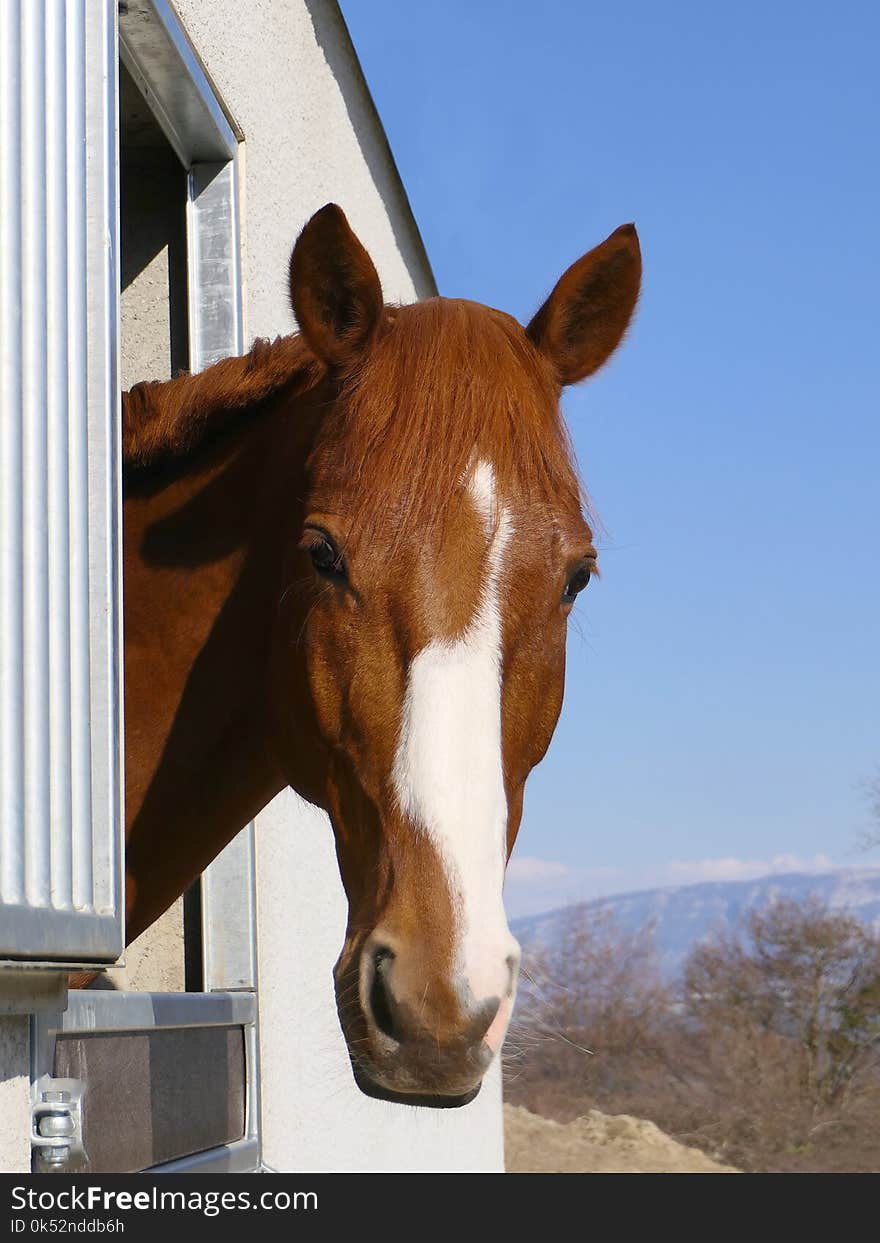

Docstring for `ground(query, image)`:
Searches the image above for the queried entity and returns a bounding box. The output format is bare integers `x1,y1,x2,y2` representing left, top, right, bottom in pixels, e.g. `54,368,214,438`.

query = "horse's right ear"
289,204,385,368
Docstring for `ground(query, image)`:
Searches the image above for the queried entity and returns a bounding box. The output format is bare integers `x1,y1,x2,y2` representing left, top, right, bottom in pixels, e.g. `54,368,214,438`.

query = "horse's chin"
351,1063,482,1109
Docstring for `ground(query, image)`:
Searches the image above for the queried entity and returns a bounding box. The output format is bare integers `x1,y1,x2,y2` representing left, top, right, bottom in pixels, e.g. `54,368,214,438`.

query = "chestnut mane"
121,297,583,536
121,332,321,470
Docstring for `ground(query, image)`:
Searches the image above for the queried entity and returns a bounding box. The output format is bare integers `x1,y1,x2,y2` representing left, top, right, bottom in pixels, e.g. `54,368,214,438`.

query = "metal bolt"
38,1113,75,1139
39,1146,71,1170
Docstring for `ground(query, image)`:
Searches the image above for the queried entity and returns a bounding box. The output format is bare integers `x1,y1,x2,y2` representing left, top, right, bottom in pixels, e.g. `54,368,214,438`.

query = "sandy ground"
504,1104,738,1173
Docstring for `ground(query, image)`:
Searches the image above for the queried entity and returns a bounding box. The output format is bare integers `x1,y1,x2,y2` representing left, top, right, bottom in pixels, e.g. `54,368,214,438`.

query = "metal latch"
31,1076,87,1173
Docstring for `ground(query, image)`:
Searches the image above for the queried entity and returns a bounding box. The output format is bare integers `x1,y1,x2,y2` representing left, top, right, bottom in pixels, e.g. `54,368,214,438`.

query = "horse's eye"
562,560,592,605
302,531,346,581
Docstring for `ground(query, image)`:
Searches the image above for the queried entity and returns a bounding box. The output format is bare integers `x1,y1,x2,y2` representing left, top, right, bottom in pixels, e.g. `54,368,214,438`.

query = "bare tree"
508,906,670,1113
681,898,880,1160
857,766,880,850
506,895,880,1170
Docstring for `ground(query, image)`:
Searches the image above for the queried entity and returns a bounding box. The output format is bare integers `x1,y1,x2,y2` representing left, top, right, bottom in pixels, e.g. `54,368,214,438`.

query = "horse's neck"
121,399,309,942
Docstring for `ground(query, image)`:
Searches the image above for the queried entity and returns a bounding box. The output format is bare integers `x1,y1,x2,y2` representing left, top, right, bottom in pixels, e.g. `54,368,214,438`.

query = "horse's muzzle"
351,1065,483,1110
334,936,512,1106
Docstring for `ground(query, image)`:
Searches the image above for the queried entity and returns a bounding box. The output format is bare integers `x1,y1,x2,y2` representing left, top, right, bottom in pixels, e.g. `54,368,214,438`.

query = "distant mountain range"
512,867,880,979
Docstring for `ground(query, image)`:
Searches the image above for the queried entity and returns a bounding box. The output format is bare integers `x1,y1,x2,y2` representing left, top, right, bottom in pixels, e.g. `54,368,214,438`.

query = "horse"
111,204,641,1107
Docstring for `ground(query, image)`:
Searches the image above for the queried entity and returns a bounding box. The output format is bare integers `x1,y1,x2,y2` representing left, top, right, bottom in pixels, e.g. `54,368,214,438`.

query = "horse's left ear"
527,224,641,386
289,203,385,368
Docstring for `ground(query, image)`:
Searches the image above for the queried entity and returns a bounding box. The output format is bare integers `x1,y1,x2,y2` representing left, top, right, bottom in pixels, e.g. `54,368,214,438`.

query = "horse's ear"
526,224,641,386
289,204,385,368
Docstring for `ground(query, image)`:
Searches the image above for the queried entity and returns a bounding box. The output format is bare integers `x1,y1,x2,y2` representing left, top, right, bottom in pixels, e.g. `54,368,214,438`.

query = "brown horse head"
265,206,641,1105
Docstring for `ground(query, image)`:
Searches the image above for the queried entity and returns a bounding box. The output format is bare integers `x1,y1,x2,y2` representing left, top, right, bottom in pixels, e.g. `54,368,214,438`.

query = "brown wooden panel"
54,1025,245,1172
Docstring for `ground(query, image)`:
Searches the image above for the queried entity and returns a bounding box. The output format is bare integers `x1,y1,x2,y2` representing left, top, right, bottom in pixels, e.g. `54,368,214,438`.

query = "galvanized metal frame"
118,0,244,370
32,990,260,1174
0,0,125,972
201,825,258,993
90,0,258,1174
118,4,255,995
185,160,244,372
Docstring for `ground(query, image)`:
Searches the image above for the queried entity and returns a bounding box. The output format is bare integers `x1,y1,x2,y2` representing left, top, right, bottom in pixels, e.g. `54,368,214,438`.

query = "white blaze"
392,460,520,1009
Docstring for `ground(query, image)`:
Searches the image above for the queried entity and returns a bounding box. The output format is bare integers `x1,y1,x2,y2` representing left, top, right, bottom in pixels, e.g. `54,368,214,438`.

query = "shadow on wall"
304,0,437,300
119,59,189,385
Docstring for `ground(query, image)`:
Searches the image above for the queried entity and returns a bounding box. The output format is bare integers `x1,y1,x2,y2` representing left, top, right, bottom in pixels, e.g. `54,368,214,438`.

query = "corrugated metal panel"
0,0,123,962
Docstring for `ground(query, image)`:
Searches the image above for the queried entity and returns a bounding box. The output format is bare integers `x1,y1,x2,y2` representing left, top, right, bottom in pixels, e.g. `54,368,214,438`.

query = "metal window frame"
120,2,254,989
201,825,258,993
118,0,256,995
117,0,254,994
118,0,244,370
121,0,259,1169
31,990,260,1174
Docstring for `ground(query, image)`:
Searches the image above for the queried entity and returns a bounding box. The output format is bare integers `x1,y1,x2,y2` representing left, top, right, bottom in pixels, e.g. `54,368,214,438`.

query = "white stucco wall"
0,1018,30,1173
175,0,436,339
170,0,503,1173
256,793,504,1173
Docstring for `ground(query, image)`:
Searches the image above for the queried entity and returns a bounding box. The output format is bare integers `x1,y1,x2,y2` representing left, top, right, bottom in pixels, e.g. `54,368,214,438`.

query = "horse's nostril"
367,946,398,1042
505,952,519,995
470,996,503,1044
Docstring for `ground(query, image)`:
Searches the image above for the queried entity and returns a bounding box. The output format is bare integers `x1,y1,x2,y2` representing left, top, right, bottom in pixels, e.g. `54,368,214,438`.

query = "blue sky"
340,1,880,915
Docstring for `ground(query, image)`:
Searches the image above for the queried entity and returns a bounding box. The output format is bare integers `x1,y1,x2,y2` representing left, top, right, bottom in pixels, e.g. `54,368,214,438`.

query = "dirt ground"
504,1104,738,1173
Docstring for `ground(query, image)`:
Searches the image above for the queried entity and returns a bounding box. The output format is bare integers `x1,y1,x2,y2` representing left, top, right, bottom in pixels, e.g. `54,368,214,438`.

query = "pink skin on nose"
484,995,514,1056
